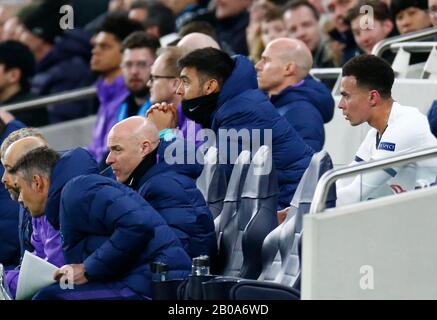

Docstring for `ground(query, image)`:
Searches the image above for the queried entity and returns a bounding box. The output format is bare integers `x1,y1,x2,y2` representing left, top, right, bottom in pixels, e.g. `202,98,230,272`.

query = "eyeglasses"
149,74,177,83
121,61,152,70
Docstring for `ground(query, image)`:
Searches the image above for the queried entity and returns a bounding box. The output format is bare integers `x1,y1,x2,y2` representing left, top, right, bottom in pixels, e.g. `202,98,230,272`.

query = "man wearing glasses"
147,46,201,143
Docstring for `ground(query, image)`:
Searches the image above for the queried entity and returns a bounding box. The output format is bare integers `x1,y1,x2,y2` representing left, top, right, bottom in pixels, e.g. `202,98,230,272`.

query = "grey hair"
10,146,59,184
0,127,46,160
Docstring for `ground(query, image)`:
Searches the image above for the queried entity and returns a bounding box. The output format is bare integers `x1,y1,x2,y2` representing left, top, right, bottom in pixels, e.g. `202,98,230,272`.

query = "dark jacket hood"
218,55,258,108
271,75,335,123
45,148,99,229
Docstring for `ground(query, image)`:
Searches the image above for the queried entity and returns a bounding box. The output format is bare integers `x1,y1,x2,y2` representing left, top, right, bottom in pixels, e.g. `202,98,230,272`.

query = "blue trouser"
32,282,150,300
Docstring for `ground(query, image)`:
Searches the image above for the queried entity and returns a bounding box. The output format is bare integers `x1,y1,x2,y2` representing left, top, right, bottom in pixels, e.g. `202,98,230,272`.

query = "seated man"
1,136,100,298
255,38,334,152
390,0,432,35
336,55,437,205
106,117,216,259
176,48,314,209
0,111,25,269
9,146,191,300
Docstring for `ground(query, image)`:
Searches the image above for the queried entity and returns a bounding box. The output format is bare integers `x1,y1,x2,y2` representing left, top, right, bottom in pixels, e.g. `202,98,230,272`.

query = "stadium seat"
196,146,228,218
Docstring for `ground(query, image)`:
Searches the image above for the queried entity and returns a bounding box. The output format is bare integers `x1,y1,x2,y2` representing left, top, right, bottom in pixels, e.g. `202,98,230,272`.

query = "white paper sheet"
16,251,59,300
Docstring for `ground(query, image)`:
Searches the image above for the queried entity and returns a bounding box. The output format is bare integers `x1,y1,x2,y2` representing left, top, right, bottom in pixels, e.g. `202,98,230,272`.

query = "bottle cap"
192,255,209,267
151,261,169,273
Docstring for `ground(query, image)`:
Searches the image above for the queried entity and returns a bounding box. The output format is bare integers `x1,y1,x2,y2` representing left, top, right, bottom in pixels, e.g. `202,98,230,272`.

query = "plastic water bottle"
151,262,169,282
192,255,210,276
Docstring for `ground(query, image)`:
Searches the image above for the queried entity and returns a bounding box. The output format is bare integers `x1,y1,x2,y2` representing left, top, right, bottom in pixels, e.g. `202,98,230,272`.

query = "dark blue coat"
135,139,217,259
0,120,25,267
271,75,335,152
60,174,192,297
211,55,314,209
428,100,437,138
45,148,100,230
32,30,95,123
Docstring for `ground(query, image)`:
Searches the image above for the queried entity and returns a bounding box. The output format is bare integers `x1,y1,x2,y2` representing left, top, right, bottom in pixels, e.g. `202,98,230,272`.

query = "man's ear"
203,79,219,95
368,90,380,106
382,19,394,36
32,174,46,193
140,140,152,156
284,61,296,77
7,68,21,85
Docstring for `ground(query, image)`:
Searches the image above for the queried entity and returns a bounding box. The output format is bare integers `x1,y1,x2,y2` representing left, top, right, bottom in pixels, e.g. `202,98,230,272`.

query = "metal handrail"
372,27,437,58
2,86,97,113
309,146,437,214
389,42,437,53
310,68,342,79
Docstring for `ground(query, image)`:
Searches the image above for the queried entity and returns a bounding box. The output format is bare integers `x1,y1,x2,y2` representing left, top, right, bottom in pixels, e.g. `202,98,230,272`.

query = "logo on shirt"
378,142,396,152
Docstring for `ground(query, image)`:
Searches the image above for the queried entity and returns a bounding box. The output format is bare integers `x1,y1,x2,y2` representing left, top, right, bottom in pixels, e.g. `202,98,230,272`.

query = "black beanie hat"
390,0,428,18
0,40,36,89
17,2,66,43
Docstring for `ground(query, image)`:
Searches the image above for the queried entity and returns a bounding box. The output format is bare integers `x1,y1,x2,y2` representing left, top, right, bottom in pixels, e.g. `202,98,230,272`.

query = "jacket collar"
125,146,159,190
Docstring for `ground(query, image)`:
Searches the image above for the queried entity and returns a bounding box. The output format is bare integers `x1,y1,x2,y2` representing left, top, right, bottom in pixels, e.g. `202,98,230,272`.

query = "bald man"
106,117,217,259
177,32,220,52
255,38,334,151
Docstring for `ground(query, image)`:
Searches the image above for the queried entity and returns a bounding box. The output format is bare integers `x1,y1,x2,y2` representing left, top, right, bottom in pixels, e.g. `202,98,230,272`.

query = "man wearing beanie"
0,40,49,127
17,1,95,124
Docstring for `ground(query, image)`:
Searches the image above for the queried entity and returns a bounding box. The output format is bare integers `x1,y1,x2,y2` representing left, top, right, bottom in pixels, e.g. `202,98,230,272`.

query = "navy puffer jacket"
271,75,335,152
60,174,191,297
137,139,217,259
211,55,314,209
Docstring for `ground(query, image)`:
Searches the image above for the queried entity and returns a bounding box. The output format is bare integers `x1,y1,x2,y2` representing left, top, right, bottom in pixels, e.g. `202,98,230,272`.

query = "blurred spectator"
179,20,217,39
71,0,111,28
88,13,143,164
283,0,336,68
260,7,287,48
17,2,95,124
325,0,359,65
0,5,13,42
430,0,437,26
0,40,49,127
255,38,334,151
246,0,275,62
215,0,251,55
128,1,176,39
390,0,432,35
345,0,395,61
2,17,25,42
118,31,159,121
160,0,207,30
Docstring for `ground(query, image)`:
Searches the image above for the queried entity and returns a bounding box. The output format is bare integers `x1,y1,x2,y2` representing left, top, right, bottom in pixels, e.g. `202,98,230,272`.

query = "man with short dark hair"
118,31,160,122
88,13,143,164
9,145,191,300
337,55,437,205
176,48,314,209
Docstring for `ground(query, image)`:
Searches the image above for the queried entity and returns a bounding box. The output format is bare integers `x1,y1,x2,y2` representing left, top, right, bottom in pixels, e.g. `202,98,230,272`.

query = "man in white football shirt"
336,54,437,206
